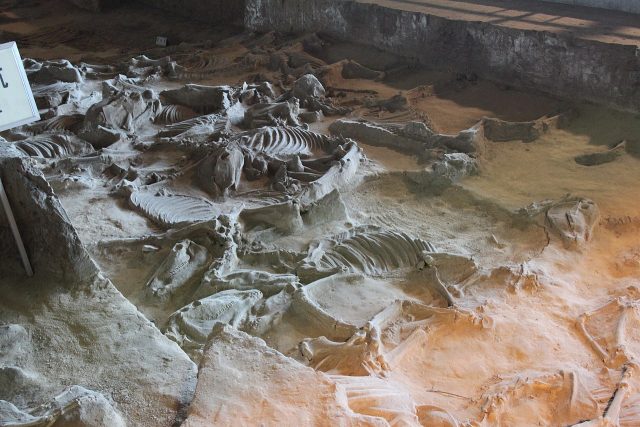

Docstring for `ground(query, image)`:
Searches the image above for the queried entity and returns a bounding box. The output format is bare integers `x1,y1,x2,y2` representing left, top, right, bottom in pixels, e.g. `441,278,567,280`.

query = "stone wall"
245,0,640,113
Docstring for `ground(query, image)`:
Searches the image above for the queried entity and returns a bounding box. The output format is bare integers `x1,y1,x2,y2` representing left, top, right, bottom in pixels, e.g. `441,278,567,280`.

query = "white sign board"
0,42,39,132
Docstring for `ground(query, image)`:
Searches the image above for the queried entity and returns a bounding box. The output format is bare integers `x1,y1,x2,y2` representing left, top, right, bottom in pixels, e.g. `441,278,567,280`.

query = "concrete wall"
245,0,640,113
541,0,640,14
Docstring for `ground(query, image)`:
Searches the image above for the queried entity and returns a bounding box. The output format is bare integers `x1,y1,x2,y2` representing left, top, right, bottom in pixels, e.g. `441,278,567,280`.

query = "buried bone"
299,324,390,377
145,239,209,301
160,84,231,113
545,198,599,248
79,85,161,147
165,289,264,359
576,290,640,368
0,386,126,427
243,99,302,128
196,144,245,197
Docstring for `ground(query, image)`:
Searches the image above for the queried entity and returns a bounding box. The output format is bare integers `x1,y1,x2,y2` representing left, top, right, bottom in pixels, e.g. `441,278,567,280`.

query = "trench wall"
541,0,640,14
245,0,640,112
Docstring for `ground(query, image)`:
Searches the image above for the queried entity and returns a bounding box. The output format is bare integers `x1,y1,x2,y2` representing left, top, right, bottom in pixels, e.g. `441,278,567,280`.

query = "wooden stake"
0,176,33,276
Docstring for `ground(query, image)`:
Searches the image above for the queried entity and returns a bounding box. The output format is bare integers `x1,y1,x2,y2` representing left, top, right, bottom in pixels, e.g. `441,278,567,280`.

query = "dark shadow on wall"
0,0,243,63
137,0,245,25
67,0,128,12
558,105,640,156
60,0,245,24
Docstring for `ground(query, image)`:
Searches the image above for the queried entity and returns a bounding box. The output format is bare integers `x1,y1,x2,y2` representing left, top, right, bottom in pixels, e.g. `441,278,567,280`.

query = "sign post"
0,41,37,276
0,41,39,131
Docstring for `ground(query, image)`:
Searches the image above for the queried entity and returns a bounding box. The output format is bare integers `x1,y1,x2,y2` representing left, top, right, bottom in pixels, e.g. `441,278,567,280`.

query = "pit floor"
2,1,640,426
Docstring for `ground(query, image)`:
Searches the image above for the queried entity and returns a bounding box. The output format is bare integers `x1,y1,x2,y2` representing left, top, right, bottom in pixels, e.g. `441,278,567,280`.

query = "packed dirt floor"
1,1,640,426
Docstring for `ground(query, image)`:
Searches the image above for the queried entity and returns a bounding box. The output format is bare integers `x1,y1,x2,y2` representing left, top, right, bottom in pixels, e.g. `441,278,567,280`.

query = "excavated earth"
1,2,640,426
